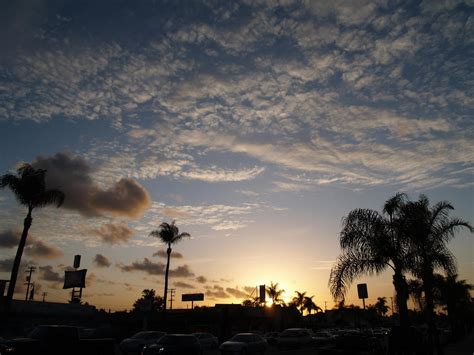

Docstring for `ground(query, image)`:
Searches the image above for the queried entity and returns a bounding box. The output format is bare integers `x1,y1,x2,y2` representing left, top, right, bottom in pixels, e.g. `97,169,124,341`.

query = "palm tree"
0,164,64,308
329,193,411,328
266,281,285,306
401,195,472,354
407,278,424,311
242,296,260,307
150,221,190,313
374,296,389,316
292,291,306,314
303,295,321,315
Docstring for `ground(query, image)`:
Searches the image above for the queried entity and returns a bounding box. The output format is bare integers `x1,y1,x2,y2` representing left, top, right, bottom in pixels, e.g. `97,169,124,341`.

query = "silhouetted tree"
0,164,64,308
242,296,260,307
133,289,164,312
150,221,190,313
303,295,321,315
292,291,306,314
266,281,285,306
401,195,472,353
407,278,424,311
374,296,389,316
329,193,411,328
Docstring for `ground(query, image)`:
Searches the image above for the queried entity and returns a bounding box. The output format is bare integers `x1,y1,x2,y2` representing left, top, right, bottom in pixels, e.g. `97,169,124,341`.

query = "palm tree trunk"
423,272,442,355
6,209,32,310
393,271,410,329
163,245,171,313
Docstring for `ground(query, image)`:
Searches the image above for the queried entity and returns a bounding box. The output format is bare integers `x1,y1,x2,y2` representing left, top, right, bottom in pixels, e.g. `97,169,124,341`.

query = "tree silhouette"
149,221,190,313
329,193,411,328
133,289,164,312
266,281,285,306
292,291,306,314
303,295,321,315
407,278,424,311
0,164,64,308
401,195,472,352
242,296,260,307
374,296,389,316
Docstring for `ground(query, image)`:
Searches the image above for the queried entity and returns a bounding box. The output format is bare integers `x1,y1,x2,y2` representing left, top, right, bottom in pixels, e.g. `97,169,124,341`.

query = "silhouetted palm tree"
401,195,472,354
407,278,424,311
303,295,321,315
150,221,190,312
374,296,389,316
0,164,64,308
329,193,411,328
292,291,306,314
242,296,260,307
266,281,285,306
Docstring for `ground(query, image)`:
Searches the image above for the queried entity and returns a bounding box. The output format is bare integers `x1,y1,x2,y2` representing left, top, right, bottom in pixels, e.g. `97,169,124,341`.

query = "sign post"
357,283,368,309
64,255,87,304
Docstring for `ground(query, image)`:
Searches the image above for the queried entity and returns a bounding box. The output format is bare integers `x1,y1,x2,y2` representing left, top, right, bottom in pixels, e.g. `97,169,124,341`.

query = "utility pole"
169,288,176,310
24,266,36,301
324,301,327,312
42,292,47,302
390,297,394,315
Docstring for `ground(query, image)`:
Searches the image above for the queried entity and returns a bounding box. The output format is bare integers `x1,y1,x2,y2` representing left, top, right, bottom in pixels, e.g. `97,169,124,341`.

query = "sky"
0,0,473,312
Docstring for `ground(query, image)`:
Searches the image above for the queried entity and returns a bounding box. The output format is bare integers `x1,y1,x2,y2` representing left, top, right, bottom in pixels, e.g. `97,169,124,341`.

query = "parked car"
220,333,267,354
192,332,219,350
312,331,336,346
263,332,279,345
120,331,166,355
142,334,202,355
277,328,314,349
1,325,115,355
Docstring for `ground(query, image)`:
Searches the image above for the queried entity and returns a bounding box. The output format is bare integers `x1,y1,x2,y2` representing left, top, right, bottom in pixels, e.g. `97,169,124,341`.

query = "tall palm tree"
401,195,472,353
292,291,306,314
266,281,285,306
329,193,411,328
0,164,64,308
407,278,424,311
303,295,321,315
150,221,190,312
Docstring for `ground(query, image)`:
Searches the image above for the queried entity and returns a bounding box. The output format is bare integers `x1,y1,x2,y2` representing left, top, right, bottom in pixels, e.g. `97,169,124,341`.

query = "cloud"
153,250,184,259
0,258,14,272
225,287,249,299
196,276,207,284
180,166,264,182
118,258,194,278
0,230,20,248
39,265,63,283
205,285,230,299
0,230,62,259
93,254,111,268
32,152,151,219
88,223,134,245
173,281,195,289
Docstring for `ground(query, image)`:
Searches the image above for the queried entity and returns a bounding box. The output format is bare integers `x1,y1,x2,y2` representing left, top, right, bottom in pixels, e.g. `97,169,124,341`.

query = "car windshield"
230,334,254,342
158,335,198,345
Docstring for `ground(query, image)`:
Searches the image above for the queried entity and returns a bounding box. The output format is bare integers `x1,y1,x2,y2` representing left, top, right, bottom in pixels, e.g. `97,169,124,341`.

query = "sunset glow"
0,0,472,313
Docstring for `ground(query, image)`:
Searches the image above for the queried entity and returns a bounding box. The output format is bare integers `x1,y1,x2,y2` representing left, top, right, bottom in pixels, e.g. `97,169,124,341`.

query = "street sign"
357,283,368,299
63,269,87,289
182,293,204,302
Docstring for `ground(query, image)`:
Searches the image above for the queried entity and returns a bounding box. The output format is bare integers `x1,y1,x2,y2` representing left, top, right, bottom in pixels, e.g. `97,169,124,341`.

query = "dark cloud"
88,223,134,245
169,265,194,277
152,250,184,259
0,230,19,248
118,258,194,278
226,287,248,299
33,152,151,219
93,254,111,267
196,276,207,284
39,265,63,282
0,229,62,259
173,281,195,289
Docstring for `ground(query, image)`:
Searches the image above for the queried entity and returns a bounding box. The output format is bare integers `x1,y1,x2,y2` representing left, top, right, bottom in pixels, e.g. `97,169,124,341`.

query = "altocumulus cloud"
118,257,194,277
93,254,111,268
153,249,184,259
32,153,151,219
88,222,134,245
0,230,62,259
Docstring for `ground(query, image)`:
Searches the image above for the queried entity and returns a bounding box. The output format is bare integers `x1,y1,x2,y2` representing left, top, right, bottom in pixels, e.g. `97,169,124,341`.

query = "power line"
24,266,36,301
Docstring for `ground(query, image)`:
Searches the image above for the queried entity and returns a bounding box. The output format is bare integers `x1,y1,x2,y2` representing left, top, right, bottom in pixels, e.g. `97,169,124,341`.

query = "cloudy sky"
0,0,472,311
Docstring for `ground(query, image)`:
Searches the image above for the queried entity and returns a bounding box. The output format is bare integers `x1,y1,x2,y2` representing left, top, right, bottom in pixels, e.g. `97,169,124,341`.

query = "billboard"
357,283,368,299
63,269,87,289
182,293,204,302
